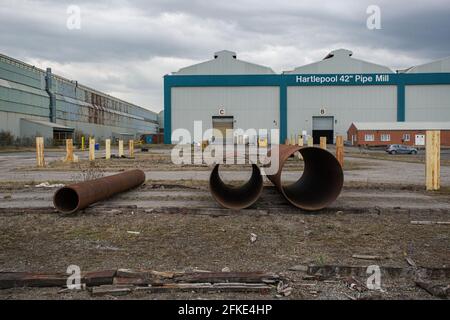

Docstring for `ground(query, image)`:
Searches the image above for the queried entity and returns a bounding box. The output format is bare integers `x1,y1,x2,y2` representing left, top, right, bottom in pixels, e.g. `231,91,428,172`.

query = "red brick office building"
347,122,450,147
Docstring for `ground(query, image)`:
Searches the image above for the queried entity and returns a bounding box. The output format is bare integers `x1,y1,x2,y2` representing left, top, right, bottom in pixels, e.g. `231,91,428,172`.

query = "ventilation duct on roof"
214,50,237,59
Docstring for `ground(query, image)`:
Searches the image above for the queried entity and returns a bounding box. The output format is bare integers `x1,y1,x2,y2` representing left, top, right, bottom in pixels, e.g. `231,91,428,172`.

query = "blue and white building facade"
164,49,450,144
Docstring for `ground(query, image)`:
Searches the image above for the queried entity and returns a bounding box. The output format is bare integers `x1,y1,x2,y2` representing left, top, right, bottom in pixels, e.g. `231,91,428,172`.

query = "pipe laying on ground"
53,169,145,214
267,145,343,211
209,164,263,210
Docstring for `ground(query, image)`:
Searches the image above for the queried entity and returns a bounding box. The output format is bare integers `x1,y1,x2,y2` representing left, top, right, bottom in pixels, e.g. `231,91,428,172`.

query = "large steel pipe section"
267,145,343,211
53,169,145,214
209,164,263,209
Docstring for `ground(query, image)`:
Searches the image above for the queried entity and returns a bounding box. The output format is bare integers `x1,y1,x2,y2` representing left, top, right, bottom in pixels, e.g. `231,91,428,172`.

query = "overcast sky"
1,0,449,112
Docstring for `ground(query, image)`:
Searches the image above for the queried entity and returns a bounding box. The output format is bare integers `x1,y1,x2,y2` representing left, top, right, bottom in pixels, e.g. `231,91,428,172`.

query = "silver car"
386,144,418,155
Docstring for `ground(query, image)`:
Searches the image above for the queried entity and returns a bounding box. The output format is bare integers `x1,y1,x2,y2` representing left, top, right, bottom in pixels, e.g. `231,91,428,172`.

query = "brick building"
347,122,450,147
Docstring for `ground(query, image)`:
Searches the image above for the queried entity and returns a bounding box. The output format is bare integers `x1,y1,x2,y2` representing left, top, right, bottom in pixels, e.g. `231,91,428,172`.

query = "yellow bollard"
35,137,45,167
307,136,313,147
81,136,85,151
426,131,440,191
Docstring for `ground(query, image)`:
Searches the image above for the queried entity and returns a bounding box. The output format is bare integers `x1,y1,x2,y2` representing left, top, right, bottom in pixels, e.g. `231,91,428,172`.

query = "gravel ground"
0,147,449,300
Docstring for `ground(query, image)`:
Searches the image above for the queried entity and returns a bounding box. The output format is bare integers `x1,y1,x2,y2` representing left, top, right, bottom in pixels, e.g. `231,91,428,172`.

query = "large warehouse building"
164,49,450,144
0,53,160,145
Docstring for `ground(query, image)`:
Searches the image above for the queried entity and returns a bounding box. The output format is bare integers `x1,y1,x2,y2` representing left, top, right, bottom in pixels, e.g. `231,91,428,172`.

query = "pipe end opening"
53,187,79,213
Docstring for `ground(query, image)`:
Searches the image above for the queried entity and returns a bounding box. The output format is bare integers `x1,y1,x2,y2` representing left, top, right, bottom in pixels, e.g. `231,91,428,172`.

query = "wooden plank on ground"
0,272,67,289
411,220,450,225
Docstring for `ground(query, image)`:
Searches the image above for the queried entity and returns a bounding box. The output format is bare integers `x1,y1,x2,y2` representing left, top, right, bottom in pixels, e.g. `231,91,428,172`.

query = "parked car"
386,144,418,154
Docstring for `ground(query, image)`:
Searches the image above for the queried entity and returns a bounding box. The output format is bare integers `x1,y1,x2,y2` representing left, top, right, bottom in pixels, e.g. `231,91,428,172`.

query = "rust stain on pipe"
209,164,263,210
53,169,145,214
267,145,343,211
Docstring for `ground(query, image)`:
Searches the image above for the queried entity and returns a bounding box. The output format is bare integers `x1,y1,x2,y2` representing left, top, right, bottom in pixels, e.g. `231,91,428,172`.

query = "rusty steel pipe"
53,169,145,214
209,164,263,209
267,145,343,211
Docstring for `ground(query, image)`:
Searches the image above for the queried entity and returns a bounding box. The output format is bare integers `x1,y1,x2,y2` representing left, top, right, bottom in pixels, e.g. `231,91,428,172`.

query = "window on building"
364,134,374,142
381,134,391,142
403,133,410,142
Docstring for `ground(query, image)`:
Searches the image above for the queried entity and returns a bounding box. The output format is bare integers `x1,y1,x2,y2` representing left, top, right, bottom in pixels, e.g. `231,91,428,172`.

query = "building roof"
20,118,74,131
351,121,450,131
173,50,275,75
284,49,394,74
406,55,450,73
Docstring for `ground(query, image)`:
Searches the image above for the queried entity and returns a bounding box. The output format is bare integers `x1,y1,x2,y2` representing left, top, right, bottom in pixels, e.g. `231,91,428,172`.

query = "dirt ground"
0,146,449,300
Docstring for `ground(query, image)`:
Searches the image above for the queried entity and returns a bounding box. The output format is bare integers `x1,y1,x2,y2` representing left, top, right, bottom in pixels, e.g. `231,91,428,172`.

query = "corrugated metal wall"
287,86,397,140
405,85,450,121
0,56,49,136
0,54,158,140
171,86,279,143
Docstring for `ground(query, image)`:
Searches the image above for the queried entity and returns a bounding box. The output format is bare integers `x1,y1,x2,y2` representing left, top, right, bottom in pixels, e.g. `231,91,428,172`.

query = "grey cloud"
0,0,449,111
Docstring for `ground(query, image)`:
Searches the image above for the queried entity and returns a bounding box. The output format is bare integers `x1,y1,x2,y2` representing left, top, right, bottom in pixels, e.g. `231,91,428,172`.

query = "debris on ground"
343,276,367,293
410,220,450,225
126,231,140,235
352,254,386,260
276,281,293,297
415,280,450,299
35,182,65,188
0,270,283,297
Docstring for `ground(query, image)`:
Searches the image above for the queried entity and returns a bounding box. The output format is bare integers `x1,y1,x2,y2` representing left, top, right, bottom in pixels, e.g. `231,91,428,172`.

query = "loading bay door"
212,116,233,144
312,116,334,144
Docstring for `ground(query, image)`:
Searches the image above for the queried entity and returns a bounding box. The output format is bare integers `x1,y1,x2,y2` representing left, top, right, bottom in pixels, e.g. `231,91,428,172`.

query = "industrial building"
0,53,160,145
164,49,450,144
348,122,450,147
